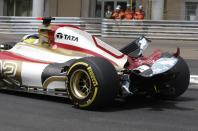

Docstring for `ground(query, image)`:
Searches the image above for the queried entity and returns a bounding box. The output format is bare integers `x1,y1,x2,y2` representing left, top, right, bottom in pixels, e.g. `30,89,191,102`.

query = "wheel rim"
70,69,92,99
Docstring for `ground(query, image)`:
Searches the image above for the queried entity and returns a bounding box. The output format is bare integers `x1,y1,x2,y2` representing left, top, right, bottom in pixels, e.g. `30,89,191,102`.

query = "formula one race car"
0,17,190,109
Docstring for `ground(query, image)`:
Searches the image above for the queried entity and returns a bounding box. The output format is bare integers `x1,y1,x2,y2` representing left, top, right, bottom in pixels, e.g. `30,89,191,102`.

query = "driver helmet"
116,5,121,10
139,5,143,10
127,4,131,7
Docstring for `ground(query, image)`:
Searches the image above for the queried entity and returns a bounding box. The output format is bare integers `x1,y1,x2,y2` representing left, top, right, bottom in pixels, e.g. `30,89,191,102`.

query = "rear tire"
157,56,190,99
66,57,119,110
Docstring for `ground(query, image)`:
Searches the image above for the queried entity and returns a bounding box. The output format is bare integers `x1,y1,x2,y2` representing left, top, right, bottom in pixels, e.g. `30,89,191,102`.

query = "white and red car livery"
0,17,190,110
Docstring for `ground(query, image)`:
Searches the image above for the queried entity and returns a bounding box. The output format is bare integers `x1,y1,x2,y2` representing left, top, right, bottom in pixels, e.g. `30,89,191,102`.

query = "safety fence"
0,16,101,35
102,19,198,40
1,16,198,40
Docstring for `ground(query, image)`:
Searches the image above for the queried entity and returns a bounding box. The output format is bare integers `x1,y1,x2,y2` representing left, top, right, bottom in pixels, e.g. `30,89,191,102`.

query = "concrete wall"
151,0,164,20
165,0,184,20
32,0,44,16
49,0,81,17
81,0,90,17
0,0,3,16
48,0,57,16
0,0,190,20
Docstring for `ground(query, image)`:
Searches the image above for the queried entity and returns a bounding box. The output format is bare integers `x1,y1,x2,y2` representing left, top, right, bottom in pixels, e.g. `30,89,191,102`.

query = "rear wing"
120,36,151,57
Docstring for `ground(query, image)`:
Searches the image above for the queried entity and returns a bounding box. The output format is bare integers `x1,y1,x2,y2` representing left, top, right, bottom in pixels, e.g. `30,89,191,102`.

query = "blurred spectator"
124,4,134,20
119,8,125,19
105,5,113,19
134,5,145,20
112,5,124,19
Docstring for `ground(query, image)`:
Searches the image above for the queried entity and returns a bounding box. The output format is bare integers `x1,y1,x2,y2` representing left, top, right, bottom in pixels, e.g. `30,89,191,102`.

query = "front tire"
66,57,119,110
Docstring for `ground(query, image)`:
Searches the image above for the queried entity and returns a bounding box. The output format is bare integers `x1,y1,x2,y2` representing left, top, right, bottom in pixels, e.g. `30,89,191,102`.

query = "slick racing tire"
157,56,190,99
66,57,119,110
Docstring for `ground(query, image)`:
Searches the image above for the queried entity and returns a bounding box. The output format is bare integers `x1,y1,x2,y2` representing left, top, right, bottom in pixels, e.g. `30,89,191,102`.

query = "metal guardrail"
0,16,101,36
102,19,198,40
0,16,198,40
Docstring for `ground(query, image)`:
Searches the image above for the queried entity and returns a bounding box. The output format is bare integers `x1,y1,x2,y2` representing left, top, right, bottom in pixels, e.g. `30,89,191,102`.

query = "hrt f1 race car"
0,17,190,109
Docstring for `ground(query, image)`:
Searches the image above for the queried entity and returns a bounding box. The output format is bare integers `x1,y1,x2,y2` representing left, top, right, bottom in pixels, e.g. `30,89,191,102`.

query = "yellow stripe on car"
67,62,89,74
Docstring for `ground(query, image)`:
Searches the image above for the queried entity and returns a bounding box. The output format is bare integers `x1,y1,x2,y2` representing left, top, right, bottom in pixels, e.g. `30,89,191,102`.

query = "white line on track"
190,75,198,84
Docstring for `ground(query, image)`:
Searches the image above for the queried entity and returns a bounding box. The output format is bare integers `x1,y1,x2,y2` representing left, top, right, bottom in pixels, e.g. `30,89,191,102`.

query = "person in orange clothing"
119,8,125,19
124,4,134,20
112,5,125,19
134,5,145,20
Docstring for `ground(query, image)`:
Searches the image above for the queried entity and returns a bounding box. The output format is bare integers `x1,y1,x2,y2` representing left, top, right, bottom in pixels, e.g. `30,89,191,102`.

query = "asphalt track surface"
0,34,198,131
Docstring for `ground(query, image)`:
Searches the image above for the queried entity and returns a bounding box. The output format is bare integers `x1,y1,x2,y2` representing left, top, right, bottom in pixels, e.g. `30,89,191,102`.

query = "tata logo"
56,33,63,39
56,33,78,42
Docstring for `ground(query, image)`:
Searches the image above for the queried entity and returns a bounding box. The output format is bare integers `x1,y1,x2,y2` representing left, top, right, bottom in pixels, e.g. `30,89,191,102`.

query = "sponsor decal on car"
0,60,17,77
0,60,22,86
56,32,78,42
87,66,98,87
